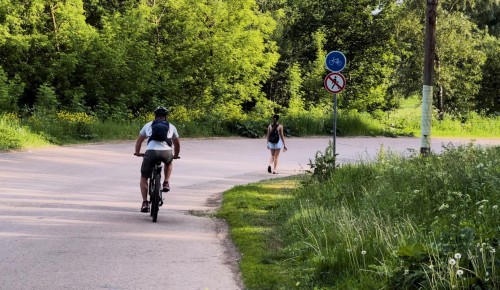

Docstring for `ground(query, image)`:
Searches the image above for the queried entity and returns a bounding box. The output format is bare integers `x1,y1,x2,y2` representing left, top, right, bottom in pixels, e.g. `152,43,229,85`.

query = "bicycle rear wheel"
150,172,161,222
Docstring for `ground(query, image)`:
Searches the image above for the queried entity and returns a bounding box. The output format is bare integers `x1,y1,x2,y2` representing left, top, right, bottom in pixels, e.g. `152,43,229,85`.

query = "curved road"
1,137,499,289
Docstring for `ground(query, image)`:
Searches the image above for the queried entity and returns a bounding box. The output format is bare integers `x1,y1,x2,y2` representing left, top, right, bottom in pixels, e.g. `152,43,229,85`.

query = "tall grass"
1,96,499,151
0,113,50,150
275,144,500,289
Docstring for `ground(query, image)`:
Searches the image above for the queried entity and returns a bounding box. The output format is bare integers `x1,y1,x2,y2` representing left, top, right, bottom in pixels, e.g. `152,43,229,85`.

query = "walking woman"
266,114,287,174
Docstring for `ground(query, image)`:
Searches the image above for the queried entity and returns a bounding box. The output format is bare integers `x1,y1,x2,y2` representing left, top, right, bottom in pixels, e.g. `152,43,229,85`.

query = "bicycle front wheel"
150,173,161,222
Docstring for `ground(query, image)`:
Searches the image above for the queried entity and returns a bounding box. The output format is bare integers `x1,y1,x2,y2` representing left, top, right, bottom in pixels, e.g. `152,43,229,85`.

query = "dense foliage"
0,0,499,121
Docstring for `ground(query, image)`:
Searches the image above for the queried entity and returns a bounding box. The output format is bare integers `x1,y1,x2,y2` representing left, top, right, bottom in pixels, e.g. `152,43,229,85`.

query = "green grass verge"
218,144,500,289
216,178,304,290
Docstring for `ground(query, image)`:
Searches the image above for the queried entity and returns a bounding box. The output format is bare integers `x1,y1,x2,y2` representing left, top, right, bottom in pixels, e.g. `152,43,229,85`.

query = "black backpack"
268,124,279,143
148,119,172,146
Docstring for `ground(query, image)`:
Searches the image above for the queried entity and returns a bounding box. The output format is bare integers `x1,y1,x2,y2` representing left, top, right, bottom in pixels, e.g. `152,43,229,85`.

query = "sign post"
324,52,347,167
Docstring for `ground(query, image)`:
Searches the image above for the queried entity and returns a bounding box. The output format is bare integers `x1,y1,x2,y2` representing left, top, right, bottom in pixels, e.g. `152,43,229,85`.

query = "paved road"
1,137,498,290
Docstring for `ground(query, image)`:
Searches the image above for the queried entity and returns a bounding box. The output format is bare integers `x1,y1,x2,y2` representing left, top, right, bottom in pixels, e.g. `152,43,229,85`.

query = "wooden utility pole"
421,0,438,155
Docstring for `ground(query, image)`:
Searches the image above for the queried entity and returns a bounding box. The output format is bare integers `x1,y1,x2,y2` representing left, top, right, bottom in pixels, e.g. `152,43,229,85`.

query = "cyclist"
134,106,180,213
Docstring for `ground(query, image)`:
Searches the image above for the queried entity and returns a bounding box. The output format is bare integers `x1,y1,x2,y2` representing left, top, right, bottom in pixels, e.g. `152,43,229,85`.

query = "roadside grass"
218,144,500,289
381,96,500,138
0,113,51,150
216,178,304,290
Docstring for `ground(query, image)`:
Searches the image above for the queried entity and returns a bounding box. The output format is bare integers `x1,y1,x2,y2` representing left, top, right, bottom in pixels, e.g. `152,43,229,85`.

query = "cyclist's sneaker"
162,181,170,192
141,201,149,213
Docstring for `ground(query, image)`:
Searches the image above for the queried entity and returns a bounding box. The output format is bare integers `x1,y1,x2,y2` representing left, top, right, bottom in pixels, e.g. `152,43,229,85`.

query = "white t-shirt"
139,120,179,151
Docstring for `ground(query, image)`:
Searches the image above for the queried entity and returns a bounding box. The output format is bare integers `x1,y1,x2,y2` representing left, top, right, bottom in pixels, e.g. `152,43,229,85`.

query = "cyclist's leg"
140,150,156,212
158,150,173,191
163,162,172,191
140,176,148,201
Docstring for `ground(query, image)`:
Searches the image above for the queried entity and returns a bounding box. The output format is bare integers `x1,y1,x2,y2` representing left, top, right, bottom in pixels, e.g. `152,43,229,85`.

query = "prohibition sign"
324,72,346,94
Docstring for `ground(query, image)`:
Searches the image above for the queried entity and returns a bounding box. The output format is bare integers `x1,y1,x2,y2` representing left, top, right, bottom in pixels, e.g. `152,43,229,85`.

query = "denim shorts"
268,139,283,150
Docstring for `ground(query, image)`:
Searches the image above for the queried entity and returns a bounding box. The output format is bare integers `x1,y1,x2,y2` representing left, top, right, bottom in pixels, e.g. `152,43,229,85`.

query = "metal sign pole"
324,50,347,169
333,93,337,167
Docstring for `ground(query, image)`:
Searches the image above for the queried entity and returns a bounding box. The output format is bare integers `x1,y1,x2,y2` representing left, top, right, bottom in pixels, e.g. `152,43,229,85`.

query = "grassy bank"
0,113,52,150
218,144,500,289
1,97,499,151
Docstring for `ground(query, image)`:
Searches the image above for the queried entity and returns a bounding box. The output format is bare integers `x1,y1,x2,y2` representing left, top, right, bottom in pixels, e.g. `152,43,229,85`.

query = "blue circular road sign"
325,51,346,72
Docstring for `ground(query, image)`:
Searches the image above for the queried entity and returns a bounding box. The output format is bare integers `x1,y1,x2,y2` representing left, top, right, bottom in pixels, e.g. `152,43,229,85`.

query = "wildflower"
361,250,366,255
429,265,434,269
493,205,498,210
454,253,462,259
449,258,456,265
404,269,409,275
457,270,464,276
490,248,496,254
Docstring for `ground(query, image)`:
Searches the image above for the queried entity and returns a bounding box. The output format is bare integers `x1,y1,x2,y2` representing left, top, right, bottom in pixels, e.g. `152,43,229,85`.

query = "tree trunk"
50,3,59,52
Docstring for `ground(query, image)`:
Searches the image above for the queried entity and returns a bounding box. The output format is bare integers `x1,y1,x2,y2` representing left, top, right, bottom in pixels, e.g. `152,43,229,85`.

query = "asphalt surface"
1,137,499,290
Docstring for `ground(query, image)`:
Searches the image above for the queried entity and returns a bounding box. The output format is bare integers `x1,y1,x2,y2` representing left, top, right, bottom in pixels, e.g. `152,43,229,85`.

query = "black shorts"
140,150,173,178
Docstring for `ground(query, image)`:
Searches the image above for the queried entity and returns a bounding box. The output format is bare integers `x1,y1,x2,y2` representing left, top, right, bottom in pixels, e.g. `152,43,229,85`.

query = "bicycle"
328,58,343,67
135,153,163,222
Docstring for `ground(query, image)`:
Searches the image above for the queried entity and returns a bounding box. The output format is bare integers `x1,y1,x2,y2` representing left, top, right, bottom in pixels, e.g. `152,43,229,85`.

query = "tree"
80,1,155,117
0,66,24,113
393,0,495,116
476,35,500,114
260,0,400,112
146,0,279,115
434,10,486,117
0,0,96,112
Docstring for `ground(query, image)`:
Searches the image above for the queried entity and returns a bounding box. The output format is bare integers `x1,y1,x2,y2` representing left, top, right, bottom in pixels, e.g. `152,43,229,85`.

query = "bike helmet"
154,106,169,117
